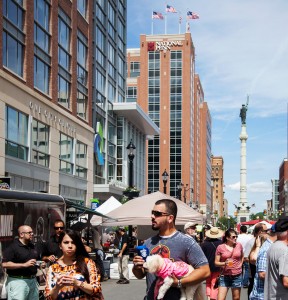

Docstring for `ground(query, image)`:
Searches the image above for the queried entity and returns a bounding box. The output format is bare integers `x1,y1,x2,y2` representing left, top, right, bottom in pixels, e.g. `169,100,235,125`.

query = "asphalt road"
101,279,249,300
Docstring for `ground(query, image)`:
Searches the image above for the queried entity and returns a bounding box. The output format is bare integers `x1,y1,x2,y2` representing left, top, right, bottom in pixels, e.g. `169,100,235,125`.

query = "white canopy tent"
90,196,122,226
101,191,204,226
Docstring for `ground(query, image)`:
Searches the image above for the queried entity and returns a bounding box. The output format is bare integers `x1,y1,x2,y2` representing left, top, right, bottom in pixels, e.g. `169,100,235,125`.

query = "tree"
216,216,236,230
250,212,264,220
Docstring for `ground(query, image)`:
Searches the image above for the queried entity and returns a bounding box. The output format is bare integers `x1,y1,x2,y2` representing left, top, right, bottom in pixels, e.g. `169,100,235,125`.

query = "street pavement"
101,279,249,300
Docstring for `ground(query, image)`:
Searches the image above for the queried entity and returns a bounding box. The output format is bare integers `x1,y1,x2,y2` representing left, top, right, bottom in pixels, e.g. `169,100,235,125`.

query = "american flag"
166,5,177,13
152,11,164,20
187,11,199,20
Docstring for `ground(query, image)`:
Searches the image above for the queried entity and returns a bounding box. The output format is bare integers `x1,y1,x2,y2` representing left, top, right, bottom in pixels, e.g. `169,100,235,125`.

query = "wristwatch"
177,279,182,288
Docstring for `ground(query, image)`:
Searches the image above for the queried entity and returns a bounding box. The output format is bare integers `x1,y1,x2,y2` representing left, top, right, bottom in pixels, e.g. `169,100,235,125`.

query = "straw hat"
205,227,224,239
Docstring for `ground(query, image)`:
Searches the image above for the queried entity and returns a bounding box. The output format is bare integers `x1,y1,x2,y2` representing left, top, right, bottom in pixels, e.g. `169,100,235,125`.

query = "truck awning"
65,199,108,218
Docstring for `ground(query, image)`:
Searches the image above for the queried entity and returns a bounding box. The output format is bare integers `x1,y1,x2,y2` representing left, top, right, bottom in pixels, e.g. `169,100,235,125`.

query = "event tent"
90,196,122,226
101,191,204,226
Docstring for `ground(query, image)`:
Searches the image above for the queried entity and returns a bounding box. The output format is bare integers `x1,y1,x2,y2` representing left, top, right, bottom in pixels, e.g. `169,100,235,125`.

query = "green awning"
65,199,107,218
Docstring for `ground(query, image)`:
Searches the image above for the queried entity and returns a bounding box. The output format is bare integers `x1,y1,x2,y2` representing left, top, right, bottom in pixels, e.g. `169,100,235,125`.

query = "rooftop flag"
187,11,199,20
166,5,177,13
152,11,164,20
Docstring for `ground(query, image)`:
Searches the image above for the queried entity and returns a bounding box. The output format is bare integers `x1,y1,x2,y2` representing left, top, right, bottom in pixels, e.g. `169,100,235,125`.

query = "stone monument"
237,96,250,223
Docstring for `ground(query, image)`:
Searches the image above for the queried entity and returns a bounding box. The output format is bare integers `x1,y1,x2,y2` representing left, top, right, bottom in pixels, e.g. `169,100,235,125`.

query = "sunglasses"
231,236,238,239
151,210,170,217
22,231,33,235
54,226,64,230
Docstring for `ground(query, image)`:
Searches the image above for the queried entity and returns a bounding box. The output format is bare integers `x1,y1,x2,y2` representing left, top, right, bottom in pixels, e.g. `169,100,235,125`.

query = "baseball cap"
272,217,288,233
184,222,198,230
118,226,125,232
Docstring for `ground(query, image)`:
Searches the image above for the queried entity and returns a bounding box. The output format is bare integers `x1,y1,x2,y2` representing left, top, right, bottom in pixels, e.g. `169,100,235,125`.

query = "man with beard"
132,199,210,300
2,225,40,300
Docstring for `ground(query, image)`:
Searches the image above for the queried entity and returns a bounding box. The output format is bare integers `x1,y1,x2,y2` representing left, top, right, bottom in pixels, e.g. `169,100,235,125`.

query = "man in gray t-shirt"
132,199,210,300
264,218,288,300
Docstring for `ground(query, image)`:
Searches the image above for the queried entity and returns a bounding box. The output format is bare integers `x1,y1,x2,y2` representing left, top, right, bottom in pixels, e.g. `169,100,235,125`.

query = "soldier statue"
240,96,249,124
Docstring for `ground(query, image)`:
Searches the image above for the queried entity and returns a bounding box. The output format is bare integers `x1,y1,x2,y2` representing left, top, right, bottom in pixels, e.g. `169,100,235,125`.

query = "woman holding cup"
44,229,104,300
215,229,244,300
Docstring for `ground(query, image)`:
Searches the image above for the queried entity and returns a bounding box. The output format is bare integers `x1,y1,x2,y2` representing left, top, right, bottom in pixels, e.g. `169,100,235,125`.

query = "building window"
34,56,50,94
130,62,140,77
77,0,87,18
58,75,70,109
34,0,50,53
126,86,137,102
75,141,87,178
31,119,49,167
77,90,87,120
77,33,87,86
3,0,24,29
58,13,71,71
5,106,28,160
2,0,24,76
2,31,23,76
59,133,73,174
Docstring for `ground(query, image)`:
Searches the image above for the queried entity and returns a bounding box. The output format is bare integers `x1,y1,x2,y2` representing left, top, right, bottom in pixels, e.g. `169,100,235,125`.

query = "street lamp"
162,169,169,194
126,139,136,188
177,182,183,200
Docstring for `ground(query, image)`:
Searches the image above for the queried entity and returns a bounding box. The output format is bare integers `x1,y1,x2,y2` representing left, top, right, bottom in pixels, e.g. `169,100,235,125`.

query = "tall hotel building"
127,33,212,213
0,0,157,204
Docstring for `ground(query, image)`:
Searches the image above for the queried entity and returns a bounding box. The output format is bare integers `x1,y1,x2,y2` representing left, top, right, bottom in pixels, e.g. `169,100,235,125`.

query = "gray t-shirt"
144,231,208,300
264,241,288,300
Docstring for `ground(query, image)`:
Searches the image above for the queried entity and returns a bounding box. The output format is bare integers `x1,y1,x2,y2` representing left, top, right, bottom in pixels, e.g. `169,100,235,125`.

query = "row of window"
5,106,88,178
2,0,88,120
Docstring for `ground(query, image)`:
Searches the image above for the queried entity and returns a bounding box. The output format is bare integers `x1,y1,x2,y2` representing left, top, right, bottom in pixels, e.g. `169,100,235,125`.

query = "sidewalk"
101,279,249,300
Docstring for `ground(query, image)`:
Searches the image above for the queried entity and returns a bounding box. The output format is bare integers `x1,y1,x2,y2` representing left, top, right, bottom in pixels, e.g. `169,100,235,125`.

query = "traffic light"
263,209,267,215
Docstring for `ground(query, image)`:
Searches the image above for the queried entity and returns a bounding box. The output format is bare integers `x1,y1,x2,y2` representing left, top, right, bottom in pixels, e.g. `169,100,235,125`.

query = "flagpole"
151,11,153,34
165,13,167,34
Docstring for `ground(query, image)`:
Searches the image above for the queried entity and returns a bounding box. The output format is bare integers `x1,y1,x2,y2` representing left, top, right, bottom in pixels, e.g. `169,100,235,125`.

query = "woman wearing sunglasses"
44,229,104,300
215,229,244,300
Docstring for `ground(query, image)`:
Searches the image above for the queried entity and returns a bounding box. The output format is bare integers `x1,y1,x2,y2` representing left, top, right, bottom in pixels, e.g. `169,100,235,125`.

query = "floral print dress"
44,257,103,300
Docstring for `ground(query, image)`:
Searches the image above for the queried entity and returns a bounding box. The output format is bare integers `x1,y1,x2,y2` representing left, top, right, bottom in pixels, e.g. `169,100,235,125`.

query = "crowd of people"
1,199,288,300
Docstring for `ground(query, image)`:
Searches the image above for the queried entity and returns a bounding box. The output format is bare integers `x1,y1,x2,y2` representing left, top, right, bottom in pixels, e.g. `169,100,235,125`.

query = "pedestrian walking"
237,225,253,287
132,198,210,300
249,227,277,300
264,218,288,300
2,225,41,300
117,227,130,284
215,229,244,300
245,223,267,297
201,227,223,300
44,229,104,299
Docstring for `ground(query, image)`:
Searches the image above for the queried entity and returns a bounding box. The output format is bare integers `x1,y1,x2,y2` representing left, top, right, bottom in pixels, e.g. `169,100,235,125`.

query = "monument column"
237,99,250,222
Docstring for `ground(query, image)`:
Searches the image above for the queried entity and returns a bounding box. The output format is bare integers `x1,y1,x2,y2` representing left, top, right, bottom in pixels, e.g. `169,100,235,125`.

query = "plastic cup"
227,259,233,267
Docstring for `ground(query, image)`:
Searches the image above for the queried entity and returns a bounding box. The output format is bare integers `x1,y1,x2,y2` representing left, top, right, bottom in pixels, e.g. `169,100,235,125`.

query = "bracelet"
80,282,85,288
177,279,182,288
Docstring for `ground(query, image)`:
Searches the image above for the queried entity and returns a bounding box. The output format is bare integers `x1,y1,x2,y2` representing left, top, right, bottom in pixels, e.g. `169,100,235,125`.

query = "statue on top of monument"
240,95,249,125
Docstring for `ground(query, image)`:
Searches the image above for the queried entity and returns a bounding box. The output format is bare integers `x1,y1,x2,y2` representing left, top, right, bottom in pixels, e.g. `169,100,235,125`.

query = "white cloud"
226,181,271,193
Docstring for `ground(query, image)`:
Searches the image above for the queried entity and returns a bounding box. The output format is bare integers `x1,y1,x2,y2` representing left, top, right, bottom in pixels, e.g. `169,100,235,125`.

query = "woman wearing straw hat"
201,227,224,300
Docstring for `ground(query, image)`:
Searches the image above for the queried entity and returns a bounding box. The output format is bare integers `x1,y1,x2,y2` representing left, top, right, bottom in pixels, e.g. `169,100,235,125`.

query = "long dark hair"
59,229,90,282
223,228,237,243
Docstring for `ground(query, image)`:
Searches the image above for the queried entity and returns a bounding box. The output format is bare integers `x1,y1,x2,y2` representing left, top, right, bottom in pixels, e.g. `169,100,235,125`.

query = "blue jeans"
219,274,243,288
242,260,249,286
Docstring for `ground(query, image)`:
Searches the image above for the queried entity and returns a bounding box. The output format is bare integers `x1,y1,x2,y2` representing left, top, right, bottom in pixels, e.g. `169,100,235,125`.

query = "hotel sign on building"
148,41,183,52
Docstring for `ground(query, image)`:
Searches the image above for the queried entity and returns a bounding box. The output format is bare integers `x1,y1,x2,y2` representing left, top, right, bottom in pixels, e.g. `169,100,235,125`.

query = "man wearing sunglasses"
2,225,41,300
133,199,210,300
42,219,65,263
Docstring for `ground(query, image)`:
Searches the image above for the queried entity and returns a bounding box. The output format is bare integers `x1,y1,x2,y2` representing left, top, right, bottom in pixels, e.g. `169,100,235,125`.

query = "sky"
126,0,288,215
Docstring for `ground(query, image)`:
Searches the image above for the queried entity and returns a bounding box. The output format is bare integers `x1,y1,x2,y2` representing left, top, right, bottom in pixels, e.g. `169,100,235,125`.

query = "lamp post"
228,216,231,229
162,169,169,194
126,139,136,188
177,182,183,200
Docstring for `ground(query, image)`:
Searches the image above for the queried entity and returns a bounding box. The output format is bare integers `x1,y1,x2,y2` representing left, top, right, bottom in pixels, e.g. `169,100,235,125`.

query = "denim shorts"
219,273,242,288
